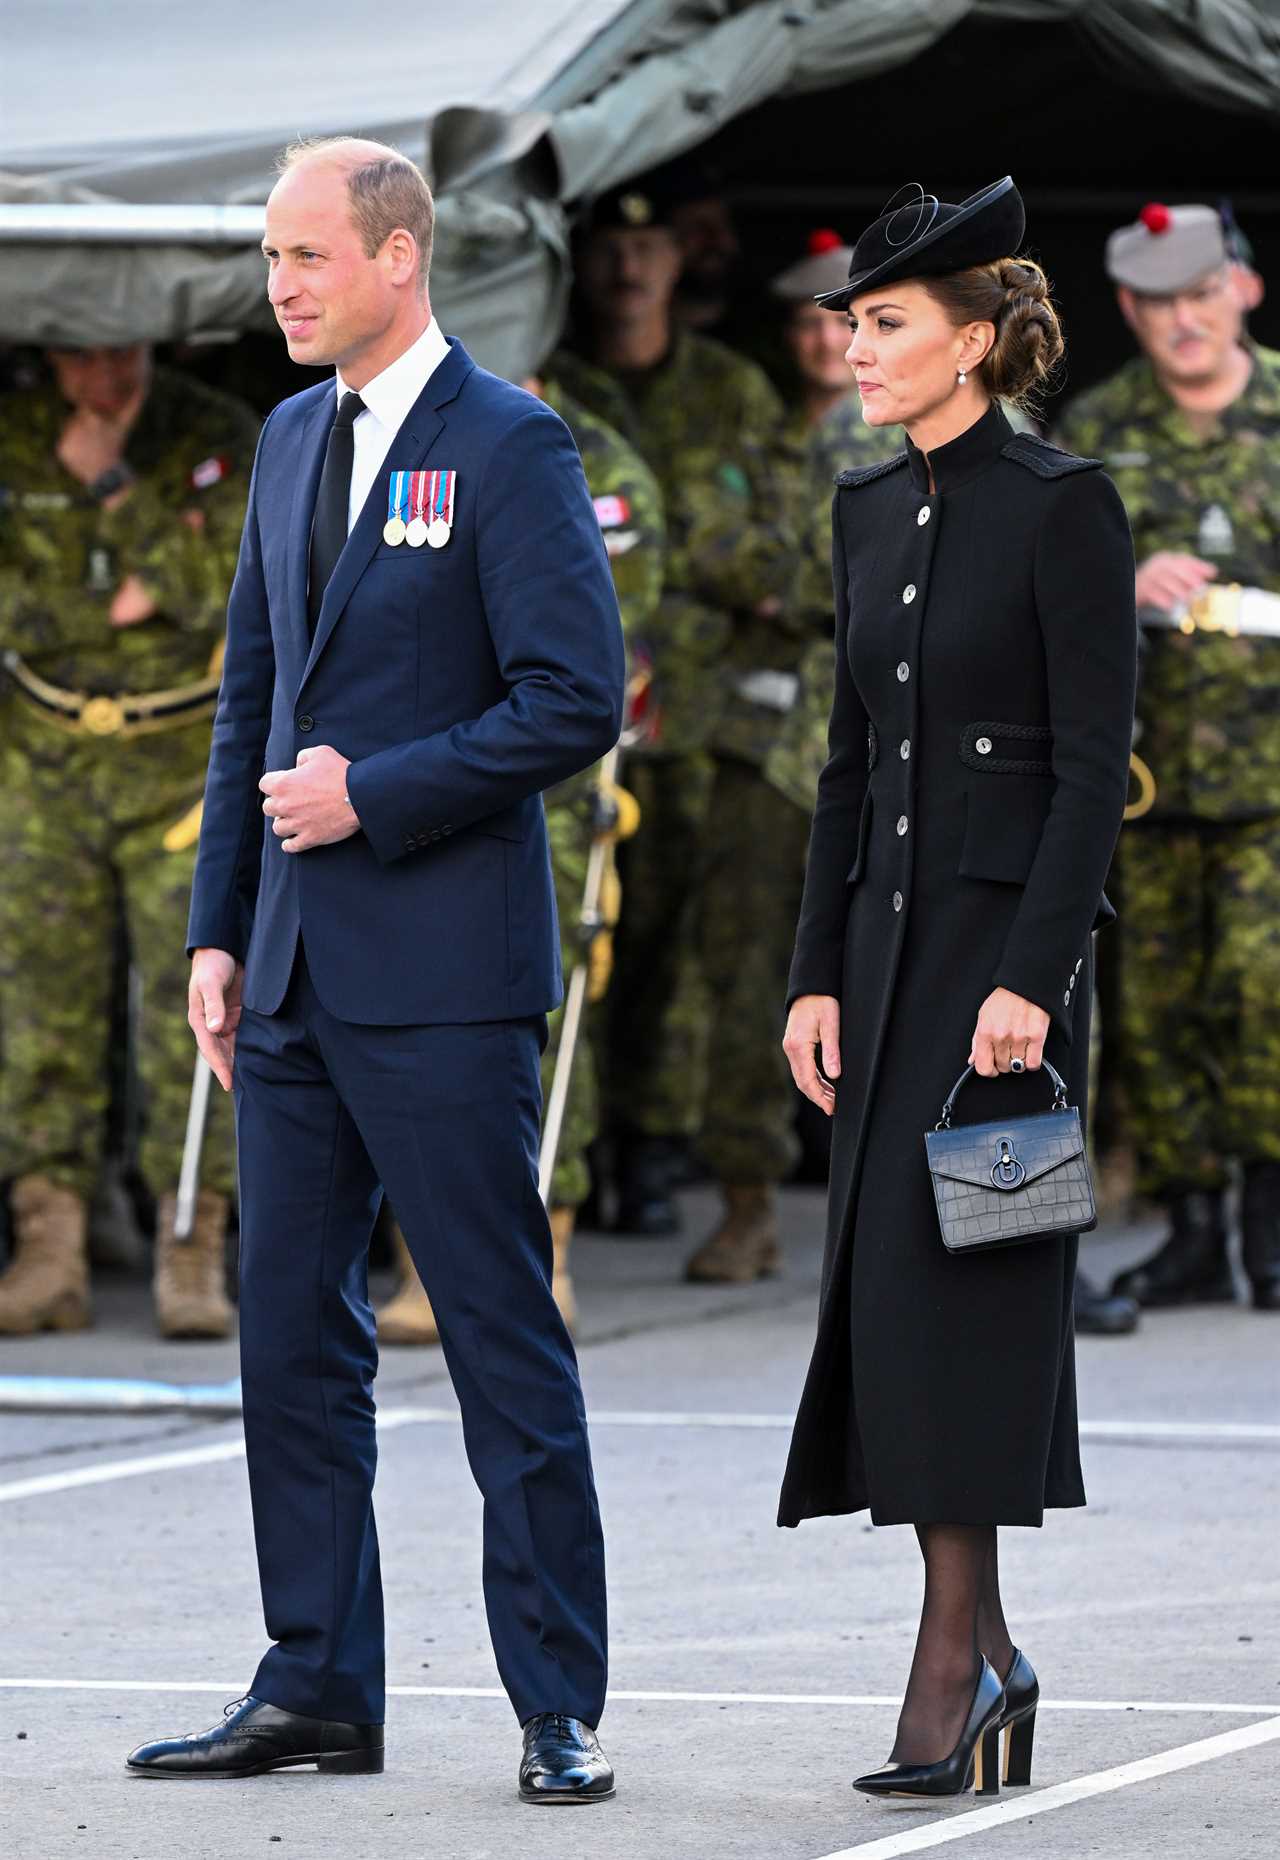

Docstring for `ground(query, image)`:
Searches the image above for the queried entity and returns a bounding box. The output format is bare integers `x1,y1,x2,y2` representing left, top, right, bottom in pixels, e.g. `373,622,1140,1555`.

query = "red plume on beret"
808,228,844,255
1140,203,1172,235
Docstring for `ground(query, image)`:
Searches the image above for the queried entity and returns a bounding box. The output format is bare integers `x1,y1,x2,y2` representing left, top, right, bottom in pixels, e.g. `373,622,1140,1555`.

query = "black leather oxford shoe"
126,1695,384,1779
518,1713,614,1804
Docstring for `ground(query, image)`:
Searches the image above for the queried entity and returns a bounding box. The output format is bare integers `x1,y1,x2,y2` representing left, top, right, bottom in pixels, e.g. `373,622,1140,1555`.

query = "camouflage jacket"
541,378,665,813
0,365,259,717
1054,347,1280,821
551,330,796,761
765,395,903,812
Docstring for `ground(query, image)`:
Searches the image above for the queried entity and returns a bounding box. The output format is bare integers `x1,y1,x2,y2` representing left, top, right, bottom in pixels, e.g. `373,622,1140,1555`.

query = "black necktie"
307,390,365,636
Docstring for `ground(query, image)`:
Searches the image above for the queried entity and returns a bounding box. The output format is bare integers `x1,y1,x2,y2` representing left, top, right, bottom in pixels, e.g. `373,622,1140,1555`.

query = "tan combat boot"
0,1175,91,1333
550,1205,578,1333
153,1190,233,1339
376,1223,440,1345
684,1184,781,1284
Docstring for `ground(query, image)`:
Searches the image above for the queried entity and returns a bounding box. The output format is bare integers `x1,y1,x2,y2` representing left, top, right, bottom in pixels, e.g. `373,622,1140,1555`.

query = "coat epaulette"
1001,433,1101,479
835,452,908,489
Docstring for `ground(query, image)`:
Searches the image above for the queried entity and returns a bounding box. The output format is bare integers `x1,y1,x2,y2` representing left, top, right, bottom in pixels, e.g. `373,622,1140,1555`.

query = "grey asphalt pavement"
2,1189,1277,1860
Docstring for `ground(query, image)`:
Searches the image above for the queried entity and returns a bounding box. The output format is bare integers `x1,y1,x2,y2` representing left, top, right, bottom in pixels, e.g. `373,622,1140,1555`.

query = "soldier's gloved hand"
784,994,841,1117
110,574,159,628
189,948,243,1092
1134,551,1217,614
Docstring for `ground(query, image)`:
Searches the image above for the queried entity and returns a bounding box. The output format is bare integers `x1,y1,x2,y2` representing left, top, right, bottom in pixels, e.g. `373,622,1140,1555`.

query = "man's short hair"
279,137,434,286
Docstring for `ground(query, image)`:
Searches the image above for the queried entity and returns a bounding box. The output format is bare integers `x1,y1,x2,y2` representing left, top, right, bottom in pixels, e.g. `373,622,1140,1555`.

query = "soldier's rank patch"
191,455,230,490
717,462,751,497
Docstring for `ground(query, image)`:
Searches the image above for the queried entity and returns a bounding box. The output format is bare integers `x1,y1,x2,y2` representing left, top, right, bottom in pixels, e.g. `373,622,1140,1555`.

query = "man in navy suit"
126,138,624,1801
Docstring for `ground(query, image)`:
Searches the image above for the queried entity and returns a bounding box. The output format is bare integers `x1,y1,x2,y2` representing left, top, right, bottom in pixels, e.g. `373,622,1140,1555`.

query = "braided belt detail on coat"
959,720,1053,776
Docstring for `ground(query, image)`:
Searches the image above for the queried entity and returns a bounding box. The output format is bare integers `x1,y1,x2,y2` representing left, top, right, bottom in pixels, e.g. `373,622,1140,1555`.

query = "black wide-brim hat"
815,177,1026,310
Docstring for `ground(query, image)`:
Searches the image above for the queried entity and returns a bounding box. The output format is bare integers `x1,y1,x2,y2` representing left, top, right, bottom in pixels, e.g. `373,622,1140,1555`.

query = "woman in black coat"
781,179,1136,1799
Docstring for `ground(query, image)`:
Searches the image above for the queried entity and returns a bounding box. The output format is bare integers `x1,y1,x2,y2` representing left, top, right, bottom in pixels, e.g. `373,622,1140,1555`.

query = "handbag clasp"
991,1139,1026,1190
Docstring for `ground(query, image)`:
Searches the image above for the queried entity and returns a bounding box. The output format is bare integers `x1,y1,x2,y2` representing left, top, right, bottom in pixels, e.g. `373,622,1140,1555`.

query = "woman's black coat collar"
906,399,1012,494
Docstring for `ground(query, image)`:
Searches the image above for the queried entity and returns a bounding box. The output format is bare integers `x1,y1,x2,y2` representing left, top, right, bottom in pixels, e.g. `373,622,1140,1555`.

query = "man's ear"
1115,286,1139,336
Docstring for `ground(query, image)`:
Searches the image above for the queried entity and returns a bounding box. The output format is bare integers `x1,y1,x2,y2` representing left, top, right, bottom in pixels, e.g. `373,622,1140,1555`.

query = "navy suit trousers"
232,948,608,1726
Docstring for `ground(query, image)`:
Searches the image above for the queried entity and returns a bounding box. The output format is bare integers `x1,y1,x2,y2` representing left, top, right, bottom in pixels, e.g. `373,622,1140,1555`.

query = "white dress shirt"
336,317,451,534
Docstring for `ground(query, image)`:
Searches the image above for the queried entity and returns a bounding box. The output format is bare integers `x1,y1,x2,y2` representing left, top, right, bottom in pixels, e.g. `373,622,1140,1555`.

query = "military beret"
1106,203,1228,293
815,178,1026,311
583,185,677,235
771,230,855,302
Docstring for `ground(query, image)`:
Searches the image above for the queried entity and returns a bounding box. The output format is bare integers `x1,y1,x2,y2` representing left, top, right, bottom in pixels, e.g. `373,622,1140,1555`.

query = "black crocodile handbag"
924,1061,1097,1254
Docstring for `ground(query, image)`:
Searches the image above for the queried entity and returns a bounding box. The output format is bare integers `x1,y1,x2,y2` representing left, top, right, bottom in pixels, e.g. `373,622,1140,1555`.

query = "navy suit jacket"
187,338,625,1025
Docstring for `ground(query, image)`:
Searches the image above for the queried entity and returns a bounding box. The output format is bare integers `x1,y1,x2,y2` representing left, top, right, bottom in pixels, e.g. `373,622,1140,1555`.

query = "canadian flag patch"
191,455,230,490
592,493,630,530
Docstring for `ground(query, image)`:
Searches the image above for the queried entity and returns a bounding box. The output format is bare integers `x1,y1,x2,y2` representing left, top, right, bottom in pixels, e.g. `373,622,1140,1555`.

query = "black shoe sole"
127,1748,384,1779
519,1784,616,1805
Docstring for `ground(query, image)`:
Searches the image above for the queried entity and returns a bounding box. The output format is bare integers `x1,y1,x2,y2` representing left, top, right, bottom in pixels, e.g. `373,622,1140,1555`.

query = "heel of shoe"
1003,1710,1036,1786
315,1745,384,1775
970,1721,1000,1798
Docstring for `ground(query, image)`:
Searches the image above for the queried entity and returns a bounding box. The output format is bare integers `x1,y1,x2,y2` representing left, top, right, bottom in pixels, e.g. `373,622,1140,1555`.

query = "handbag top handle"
935,1060,1071,1130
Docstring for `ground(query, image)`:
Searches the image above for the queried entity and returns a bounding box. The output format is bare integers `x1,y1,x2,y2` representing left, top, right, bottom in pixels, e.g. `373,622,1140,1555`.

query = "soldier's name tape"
1143,584,1280,638
3,648,221,738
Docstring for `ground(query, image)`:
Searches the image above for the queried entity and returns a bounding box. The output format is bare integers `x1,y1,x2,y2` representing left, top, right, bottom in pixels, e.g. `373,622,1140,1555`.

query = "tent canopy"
3,0,1279,376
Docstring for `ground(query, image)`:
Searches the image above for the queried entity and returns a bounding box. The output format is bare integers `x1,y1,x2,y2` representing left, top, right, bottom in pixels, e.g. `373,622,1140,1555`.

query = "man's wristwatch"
87,462,135,503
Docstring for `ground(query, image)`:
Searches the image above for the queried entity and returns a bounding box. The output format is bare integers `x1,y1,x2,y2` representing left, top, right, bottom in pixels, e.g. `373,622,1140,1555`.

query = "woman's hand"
783,994,841,1116
969,987,1050,1077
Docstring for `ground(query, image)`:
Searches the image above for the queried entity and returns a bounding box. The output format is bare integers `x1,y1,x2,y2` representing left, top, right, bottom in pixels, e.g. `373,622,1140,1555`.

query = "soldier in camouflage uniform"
376,371,665,1340
662,234,901,1280
0,344,258,1335
1055,203,1280,1312
554,183,795,1251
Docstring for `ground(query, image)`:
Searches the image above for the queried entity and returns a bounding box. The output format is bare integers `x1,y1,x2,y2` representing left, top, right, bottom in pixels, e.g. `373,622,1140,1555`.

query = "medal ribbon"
408,471,428,525
386,470,409,524
425,470,455,528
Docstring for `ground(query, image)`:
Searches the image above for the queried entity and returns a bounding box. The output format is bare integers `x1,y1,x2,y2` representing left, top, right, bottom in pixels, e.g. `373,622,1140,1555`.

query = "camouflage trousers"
543,796,599,1209
1112,817,1280,1196
600,754,714,1141
697,757,808,1185
0,716,235,1203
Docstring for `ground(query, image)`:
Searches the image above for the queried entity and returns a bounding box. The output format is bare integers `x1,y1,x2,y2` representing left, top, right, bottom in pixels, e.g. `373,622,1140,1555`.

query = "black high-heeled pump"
997,1648,1039,1786
853,1657,1005,1799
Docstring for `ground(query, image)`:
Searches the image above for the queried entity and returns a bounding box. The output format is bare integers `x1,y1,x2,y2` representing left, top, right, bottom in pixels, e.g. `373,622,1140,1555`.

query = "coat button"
441,824,453,836
1064,990,1071,1006
900,738,911,760
902,584,917,604
917,506,931,526
897,815,909,836
297,714,314,732
1075,958,1083,974
403,835,415,851
896,661,910,682
893,891,903,912
976,736,992,755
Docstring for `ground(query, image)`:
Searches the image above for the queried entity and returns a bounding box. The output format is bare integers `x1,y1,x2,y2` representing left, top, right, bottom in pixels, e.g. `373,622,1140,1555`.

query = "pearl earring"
957,369,968,385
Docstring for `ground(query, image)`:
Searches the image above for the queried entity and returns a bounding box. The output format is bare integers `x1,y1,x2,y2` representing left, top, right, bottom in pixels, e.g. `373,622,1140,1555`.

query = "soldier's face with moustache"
577,226,683,327
1119,265,1249,388
786,302,857,394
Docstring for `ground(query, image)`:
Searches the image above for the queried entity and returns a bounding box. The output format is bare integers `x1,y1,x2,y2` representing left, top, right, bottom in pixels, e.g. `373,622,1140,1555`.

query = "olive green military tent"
2,0,1278,378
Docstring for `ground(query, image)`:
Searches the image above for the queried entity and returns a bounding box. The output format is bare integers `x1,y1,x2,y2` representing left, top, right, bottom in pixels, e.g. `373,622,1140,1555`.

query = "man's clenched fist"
260,745,360,853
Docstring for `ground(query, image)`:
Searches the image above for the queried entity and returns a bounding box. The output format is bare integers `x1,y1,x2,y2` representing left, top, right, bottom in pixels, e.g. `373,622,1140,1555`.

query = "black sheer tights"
889,1525,1017,1765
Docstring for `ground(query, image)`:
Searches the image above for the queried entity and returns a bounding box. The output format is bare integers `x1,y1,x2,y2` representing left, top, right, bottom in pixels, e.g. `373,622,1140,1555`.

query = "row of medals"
384,512,450,550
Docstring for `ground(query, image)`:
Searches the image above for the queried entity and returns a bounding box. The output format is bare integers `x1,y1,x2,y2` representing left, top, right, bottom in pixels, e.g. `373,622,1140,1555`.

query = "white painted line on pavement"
811,1714,1280,1860
4,1407,1276,1506
1,1678,1277,1717
0,1438,246,1502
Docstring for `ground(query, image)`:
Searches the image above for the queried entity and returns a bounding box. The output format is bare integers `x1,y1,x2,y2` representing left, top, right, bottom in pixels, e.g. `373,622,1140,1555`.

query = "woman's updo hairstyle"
924,257,1065,414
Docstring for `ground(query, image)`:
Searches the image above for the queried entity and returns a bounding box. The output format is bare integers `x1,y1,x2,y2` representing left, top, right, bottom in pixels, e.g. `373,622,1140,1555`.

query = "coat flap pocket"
925,1111,1085,1191
958,778,1052,885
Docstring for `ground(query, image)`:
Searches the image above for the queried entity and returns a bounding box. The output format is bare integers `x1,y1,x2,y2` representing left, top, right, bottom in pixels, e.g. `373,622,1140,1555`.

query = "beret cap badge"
619,192,654,227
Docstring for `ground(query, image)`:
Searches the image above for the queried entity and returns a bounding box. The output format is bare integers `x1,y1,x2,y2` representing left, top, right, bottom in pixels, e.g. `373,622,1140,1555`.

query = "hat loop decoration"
812,176,1025,312
881,182,940,250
